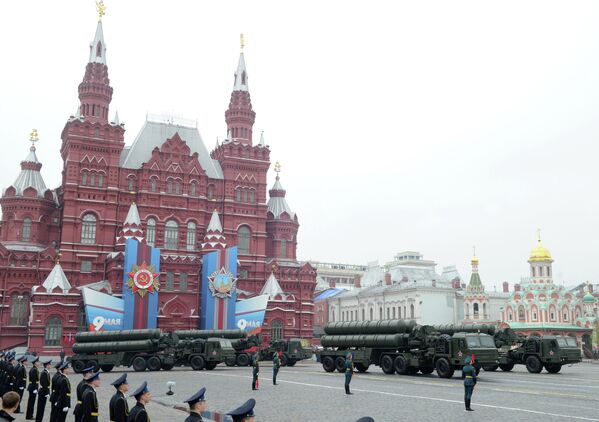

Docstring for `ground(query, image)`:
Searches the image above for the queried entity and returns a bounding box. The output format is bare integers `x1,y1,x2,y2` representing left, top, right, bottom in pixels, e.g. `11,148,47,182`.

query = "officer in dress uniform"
109,373,130,422
49,361,63,422
127,381,150,422
14,356,28,413
55,361,72,422
74,366,95,422
227,398,256,422
344,353,354,395
6,354,17,396
35,359,52,422
251,352,259,390
81,371,100,422
25,356,40,419
462,356,477,411
272,352,281,385
183,387,207,422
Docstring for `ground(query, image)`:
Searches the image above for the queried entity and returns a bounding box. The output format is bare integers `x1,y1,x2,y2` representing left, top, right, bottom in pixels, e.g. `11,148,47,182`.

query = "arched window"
190,182,197,196
483,303,487,317
410,304,414,318
150,178,157,193
270,319,283,341
45,316,62,346
10,293,28,326
96,41,102,57
164,220,178,249
465,303,470,317
127,177,134,192
398,306,402,319
369,308,373,320
361,309,365,320
237,226,251,254
146,218,156,246
207,185,214,200
175,181,181,194
97,174,104,187
379,307,383,320
186,221,196,251
167,179,173,194
81,171,88,186
235,188,241,202
518,306,525,322
392,307,396,319
94,127,100,137
547,266,552,277
242,190,248,203
249,190,255,203
387,308,390,319
280,239,287,258
81,214,97,244
473,303,479,316
22,218,32,242
89,173,95,187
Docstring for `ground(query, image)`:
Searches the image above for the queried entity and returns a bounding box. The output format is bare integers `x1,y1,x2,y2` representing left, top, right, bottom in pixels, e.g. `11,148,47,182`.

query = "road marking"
201,371,599,421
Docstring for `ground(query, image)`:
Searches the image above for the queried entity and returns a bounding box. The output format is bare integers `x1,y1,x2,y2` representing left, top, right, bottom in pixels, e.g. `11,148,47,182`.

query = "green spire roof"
467,272,485,293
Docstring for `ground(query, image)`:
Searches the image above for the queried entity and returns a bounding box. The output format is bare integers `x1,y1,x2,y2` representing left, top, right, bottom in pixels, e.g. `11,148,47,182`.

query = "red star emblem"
126,261,160,297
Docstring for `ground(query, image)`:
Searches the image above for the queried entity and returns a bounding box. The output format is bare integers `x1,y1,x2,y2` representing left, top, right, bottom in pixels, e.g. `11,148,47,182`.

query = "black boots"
465,399,474,411
345,385,353,395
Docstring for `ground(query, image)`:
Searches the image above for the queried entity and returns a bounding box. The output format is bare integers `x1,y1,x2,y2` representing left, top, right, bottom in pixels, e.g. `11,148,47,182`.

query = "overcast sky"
1,1,599,289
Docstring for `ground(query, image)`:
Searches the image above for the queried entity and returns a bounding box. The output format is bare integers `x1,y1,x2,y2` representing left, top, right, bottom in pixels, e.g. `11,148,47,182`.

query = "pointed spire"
116,202,143,244
258,131,265,147
42,263,72,294
227,129,233,142
215,137,220,149
89,20,107,65
267,162,295,220
124,202,141,226
4,130,49,198
233,33,248,91
260,273,285,299
467,250,484,293
111,110,120,126
202,210,227,250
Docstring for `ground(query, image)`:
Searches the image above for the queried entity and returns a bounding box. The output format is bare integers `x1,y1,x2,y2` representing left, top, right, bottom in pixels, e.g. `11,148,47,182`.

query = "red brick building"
0,19,316,354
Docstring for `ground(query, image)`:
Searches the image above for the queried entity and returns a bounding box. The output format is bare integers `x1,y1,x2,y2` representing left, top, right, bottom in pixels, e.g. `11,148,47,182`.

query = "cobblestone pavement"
13,360,599,422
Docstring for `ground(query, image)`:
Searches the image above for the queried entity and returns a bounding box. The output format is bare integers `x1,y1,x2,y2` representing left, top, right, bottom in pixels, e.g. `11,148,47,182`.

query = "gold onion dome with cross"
529,231,553,262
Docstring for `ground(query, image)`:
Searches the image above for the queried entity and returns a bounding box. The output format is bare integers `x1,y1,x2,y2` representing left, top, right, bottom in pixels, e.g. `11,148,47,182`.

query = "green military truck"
69,328,236,372
319,321,499,378
483,329,581,373
173,329,257,367
260,338,313,366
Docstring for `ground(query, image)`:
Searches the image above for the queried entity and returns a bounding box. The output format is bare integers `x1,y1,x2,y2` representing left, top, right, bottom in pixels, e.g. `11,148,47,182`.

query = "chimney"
384,273,392,286
503,281,509,293
514,283,521,292
354,275,361,289
328,279,336,288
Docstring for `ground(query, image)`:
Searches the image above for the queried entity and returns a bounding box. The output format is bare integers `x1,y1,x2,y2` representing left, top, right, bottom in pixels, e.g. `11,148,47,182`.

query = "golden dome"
529,240,552,262
471,255,479,265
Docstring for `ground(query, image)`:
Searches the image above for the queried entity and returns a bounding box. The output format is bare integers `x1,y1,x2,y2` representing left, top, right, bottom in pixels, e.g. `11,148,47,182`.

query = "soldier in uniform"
80,371,100,422
49,361,62,422
251,352,259,390
344,353,354,395
14,356,28,413
272,351,281,385
462,356,477,411
73,366,95,422
226,398,256,422
183,387,207,422
55,361,72,422
25,356,40,420
127,381,150,422
35,360,52,422
109,373,129,422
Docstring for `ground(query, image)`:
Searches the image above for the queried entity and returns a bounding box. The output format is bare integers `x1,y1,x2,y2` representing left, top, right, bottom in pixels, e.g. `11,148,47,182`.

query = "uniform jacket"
81,386,99,422
273,354,280,369
49,371,61,404
127,402,150,422
39,369,51,396
16,364,27,389
56,373,72,409
184,411,203,422
462,365,477,387
27,366,40,392
73,379,90,418
0,409,15,422
109,391,129,422
252,355,260,374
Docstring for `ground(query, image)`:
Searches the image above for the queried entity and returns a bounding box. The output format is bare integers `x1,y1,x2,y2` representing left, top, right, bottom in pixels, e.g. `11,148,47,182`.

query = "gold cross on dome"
274,161,281,175
96,0,106,21
29,129,39,146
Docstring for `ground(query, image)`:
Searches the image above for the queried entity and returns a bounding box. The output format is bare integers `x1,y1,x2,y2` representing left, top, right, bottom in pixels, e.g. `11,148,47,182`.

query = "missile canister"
72,340,157,353
320,334,410,348
431,324,496,336
324,320,417,335
174,329,246,339
74,329,162,343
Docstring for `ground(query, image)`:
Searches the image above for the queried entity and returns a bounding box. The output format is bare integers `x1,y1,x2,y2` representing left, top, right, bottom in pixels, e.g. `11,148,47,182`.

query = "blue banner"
200,247,238,329
82,288,125,332
235,294,269,336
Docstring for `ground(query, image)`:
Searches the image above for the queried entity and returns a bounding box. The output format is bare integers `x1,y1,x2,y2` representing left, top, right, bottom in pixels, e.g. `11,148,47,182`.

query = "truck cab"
509,335,581,373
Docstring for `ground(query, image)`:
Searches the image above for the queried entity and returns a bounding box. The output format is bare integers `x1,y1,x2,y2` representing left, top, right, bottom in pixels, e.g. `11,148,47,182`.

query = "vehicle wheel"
280,354,289,367
394,355,409,375
132,357,147,372
147,356,161,371
322,357,335,373
205,362,217,370
334,356,346,373
545,363,562,374
499,363,514,372
225,356,236,367
236,353,250,367
88,360,99,372
419,367,435,375
381,355,395,374
483,364,499,372
72,360,86,374
190,356,205,371
354,363,369,373
100,364,114,373
161,363,174,371
525,355,542,374
435,358,454,378
287,360,297,367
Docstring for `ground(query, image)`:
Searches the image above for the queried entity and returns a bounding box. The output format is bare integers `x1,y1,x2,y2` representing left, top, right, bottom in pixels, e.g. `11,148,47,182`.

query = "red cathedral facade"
0,19,316,354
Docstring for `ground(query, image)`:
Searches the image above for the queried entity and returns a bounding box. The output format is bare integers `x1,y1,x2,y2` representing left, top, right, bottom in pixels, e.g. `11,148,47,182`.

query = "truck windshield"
556,337,577,347
219,339,233,348
466,335,496,348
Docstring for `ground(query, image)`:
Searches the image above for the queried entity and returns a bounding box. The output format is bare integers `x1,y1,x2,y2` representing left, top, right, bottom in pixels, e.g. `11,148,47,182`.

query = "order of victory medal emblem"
127,261,160,297
208,267,237,299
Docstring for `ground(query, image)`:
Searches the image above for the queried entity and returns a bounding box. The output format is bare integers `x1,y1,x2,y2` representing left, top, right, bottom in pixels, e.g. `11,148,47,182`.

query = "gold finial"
274,161,281,177
537,228,541,243
29,129,39,150
240,33,245,51
96,0,106,22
